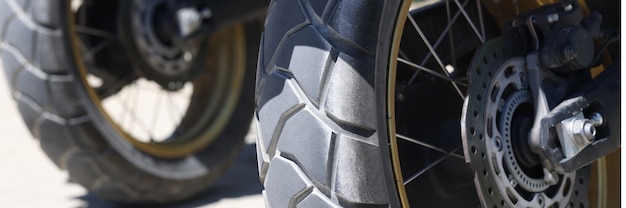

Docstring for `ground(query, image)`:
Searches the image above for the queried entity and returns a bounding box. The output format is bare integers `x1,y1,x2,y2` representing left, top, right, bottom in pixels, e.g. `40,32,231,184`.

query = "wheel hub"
461,35,589,207
121,0,207,90
499,90,550,192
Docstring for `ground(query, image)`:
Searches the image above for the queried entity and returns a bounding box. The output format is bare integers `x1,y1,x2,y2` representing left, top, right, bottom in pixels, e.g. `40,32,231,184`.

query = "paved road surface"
0,59,265,207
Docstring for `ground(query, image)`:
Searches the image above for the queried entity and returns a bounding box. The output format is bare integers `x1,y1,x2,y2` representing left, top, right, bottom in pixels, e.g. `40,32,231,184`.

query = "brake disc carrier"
461,33,590,208
119,0,209,90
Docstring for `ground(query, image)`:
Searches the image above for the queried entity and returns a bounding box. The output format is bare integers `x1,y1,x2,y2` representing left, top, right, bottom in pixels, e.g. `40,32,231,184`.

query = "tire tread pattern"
256,0,390,207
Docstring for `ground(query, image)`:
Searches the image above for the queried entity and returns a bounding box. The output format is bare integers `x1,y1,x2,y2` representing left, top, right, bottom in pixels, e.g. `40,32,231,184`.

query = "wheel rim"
67,0,246,158
386,0,611,207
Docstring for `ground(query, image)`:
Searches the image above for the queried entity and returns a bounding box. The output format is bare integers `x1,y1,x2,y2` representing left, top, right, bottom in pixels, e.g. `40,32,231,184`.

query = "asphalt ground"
0,59,265,207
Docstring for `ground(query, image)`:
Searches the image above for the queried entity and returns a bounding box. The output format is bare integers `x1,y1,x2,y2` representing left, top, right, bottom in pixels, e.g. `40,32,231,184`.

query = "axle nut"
572,119,595,146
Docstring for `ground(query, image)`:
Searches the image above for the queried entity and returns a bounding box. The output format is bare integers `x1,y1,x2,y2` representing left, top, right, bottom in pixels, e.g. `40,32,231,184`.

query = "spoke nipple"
397,93,405,101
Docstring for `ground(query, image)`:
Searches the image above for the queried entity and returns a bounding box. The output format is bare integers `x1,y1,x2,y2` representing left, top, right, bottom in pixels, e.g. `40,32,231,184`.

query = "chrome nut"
571,119,596,146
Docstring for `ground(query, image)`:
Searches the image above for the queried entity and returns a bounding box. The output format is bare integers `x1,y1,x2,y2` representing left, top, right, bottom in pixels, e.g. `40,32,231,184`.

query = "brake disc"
461,33,590,208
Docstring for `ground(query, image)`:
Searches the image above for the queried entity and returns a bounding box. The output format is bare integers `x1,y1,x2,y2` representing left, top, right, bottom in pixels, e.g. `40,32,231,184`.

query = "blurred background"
0,59,264,208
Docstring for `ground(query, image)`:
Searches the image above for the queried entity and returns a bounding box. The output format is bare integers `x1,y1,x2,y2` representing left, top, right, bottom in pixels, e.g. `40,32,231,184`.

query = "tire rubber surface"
255,0,404,207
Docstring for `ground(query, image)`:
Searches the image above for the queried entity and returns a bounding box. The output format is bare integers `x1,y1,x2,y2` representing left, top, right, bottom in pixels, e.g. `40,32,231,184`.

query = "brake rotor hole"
504,66,516,78
506,188,519,204
492,153,500,175
490,83,500,103
519,72,527,86
562,178,571,197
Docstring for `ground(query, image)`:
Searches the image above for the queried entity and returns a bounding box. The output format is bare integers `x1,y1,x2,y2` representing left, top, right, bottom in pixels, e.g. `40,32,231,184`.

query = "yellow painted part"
389,0,412,207
590,65,605,79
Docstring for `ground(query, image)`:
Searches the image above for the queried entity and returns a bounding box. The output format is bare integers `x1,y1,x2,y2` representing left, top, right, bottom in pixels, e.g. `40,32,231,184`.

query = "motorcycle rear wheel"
0,0,260,203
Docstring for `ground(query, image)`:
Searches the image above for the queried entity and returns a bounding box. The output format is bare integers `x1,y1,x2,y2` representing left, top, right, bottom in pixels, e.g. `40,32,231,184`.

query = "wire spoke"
445,0,458,69
398,58,468,87
396,134,464,159
96,75,137,100
407,0,470,86
453,0,485,43
166,92,182,129
133,84,154,139
116,83,152,138
476,0,486,40
81,38,115,59
117,83,132,128
403,146,462,185
148,92,162,136
75,25,116,39
407,14,465,99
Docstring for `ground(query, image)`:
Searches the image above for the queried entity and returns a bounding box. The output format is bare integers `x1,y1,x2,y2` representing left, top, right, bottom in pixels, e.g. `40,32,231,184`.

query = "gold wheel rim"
387,0,412,207
67,3,247,158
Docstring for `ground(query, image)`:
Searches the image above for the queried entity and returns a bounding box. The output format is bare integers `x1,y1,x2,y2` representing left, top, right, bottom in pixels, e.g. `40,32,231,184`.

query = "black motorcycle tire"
0,0,260,203
255,0,406,207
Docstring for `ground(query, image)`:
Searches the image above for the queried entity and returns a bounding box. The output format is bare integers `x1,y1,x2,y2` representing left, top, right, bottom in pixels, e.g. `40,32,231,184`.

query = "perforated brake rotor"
461,34,590,208
119,0,209,90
